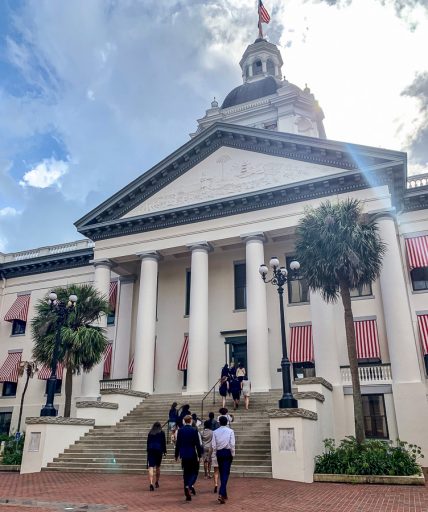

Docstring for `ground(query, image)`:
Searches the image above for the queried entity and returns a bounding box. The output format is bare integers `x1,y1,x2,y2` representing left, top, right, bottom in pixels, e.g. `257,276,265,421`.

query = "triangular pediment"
75,122,406,241
123,147,354,218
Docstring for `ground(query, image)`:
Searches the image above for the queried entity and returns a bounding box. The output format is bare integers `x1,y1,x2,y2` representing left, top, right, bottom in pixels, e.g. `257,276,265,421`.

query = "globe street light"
259,257,300,409
40,292,77,417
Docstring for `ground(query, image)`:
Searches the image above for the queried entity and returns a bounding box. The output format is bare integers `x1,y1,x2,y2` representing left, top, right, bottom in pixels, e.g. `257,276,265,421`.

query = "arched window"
253,60,263,76
266,59,275,76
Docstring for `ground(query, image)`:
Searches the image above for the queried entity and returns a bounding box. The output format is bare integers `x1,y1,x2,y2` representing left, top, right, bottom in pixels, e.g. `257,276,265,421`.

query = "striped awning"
38,362,64,380
177,335,189,371
128,357,134,375
354,319,380,359
109,281,118,310
405,236,428,269
4,294,30,323
103,343,113,376
290,325,314,363
0,351,22,383
417,315,428,355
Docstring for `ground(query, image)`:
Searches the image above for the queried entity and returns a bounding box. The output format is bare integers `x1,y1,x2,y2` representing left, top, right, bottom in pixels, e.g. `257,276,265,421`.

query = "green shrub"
314,437,423,476
2,435,24,466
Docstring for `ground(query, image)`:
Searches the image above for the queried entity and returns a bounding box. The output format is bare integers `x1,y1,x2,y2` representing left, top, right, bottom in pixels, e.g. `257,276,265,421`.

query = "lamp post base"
278,396,298,409
40,405,58,417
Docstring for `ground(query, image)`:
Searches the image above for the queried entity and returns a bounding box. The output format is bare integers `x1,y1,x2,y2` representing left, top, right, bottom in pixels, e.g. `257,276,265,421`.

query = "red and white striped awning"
128,357,134,375
354,319,380,359
405,236,428,269
290,325,314,363
177,335,189,371
109,281,118,310
0,351,22,382
103,343,113,376
38,362,64,380
417,315,428,355
4,294,30,323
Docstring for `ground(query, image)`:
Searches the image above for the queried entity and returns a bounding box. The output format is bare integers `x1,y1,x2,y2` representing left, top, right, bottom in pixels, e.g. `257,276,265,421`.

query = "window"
0,412,12,435
286,257,309,304
362,394,389,439
185,270,191,316
411,267,428,291
234,263,246,310
253,60,263,76
293,362,315,380
11,320,26,336
2,382,17,397
266,59,275,76
246,65,251,78
45,379,62,395
350,283,372,297
107,311,115,326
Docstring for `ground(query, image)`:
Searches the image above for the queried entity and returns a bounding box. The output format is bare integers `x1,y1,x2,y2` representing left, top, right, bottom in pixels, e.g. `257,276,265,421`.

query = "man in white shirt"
211,415,236,504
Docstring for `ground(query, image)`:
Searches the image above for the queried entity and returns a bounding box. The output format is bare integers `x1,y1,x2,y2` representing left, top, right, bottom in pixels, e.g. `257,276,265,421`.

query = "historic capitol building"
1,35,428,477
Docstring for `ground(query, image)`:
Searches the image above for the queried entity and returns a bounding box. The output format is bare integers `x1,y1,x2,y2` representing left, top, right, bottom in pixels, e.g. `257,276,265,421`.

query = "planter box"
314,473,425,486
0,465,20,472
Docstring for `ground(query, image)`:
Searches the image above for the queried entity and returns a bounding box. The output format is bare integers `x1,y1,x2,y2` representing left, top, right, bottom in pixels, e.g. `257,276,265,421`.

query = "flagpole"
258,1,263,39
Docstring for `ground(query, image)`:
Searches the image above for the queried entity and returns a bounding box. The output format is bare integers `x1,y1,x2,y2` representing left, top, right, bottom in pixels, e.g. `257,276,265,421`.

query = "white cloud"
19,158,69,189
0,207,20,216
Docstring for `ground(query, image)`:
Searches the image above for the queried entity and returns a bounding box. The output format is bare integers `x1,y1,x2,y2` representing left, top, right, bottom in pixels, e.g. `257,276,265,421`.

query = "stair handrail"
201,377,221,422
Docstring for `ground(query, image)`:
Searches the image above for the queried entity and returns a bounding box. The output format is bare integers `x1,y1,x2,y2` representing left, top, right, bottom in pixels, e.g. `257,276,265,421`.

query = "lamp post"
259,257,300,409
40,292,77,417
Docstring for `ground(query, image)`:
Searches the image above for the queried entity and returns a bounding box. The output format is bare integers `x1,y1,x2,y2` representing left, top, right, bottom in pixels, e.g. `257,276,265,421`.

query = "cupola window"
253,60,263,76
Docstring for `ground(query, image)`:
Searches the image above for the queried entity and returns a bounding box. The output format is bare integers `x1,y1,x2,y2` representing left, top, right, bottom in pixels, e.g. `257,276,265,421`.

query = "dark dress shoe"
218,496,226,504
190,486,196,495
149,484,154,492
185,487,192,501
213,485,218,493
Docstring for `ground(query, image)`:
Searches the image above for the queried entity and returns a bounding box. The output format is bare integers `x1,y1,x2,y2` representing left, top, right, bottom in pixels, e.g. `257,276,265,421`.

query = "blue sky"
0,0,427,253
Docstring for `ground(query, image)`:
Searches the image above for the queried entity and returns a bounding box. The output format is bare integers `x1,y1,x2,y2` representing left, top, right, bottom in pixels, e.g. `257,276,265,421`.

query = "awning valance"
405,236,428,269
289,325,314,363
103,343,113,376
128,357,134,375
38,362,64,380
0,351,22,383
417,315,428,355
354,319,380,359
177,335,189,371
109,281,118,310
4,294,30,323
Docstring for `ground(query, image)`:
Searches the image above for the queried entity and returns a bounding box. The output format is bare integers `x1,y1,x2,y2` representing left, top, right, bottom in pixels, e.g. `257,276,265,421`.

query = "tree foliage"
31,284,110,416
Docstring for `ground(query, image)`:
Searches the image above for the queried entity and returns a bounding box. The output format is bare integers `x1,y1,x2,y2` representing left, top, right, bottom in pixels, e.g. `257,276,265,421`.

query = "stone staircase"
44,391,282,477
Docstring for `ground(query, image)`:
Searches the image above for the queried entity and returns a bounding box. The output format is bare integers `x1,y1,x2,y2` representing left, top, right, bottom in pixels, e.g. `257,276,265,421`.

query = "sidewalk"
0,472,427,511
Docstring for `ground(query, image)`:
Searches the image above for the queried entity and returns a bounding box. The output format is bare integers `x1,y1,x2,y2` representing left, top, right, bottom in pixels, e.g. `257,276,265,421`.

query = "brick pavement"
0,472,427,512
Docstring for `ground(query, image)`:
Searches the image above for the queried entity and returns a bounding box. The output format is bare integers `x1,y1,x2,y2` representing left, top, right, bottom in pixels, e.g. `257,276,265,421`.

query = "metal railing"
201,378,221,421
99,378,132,391
340,364,392,385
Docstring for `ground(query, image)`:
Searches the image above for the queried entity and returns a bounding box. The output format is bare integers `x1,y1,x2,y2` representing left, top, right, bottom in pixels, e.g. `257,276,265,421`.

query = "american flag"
258,0,271,24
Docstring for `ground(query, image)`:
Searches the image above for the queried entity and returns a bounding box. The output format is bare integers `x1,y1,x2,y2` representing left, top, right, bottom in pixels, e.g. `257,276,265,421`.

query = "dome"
221,76,281,109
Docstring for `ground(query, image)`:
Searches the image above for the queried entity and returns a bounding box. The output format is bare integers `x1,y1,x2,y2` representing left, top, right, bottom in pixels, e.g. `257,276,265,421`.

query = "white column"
132,253,159,394
377,212,428,456
186,243,209,394
242,234,271,392
80,259,112,400
111,276,135,379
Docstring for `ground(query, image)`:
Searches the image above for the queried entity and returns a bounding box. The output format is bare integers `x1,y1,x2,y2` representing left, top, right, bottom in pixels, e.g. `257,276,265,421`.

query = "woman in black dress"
146,422,167,491
218,376,228,408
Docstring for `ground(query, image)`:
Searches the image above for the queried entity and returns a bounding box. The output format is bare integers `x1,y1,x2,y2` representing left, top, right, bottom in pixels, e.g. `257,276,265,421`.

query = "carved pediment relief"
123,147,346,219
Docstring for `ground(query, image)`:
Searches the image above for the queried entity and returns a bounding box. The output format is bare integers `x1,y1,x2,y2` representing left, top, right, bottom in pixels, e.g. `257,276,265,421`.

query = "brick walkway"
0,472,427,512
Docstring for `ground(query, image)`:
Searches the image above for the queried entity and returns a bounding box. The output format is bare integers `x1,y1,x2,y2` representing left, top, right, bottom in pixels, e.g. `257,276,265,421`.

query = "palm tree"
295,199,386,444
31,284,110,417
17,361,37,432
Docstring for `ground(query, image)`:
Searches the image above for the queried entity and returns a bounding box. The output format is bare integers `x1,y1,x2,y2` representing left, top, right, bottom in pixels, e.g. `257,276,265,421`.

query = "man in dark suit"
175,414,202,501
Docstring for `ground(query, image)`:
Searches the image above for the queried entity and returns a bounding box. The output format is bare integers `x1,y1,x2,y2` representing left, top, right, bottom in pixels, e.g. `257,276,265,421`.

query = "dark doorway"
225,336,248,374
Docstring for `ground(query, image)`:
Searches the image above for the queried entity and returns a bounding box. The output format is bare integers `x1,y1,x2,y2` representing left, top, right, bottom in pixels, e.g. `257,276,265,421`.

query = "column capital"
136,251,162,262
118,275,137,284
90,259,113,269
240,232,266,243
187,241,212,253
369,208,397,223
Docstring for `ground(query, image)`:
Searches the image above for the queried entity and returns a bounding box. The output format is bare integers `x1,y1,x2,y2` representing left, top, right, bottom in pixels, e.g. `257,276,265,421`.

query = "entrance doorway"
225,336,248,374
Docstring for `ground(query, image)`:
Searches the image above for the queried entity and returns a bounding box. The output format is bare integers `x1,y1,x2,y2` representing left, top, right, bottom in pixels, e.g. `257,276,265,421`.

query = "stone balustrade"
340,364,392,385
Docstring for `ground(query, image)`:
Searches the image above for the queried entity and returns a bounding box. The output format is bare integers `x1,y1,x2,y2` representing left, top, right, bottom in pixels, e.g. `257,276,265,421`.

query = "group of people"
147,403,236,504
219,362,251,410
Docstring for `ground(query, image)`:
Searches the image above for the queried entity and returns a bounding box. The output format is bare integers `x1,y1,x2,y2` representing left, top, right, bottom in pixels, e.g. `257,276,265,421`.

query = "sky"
0,0,427,253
